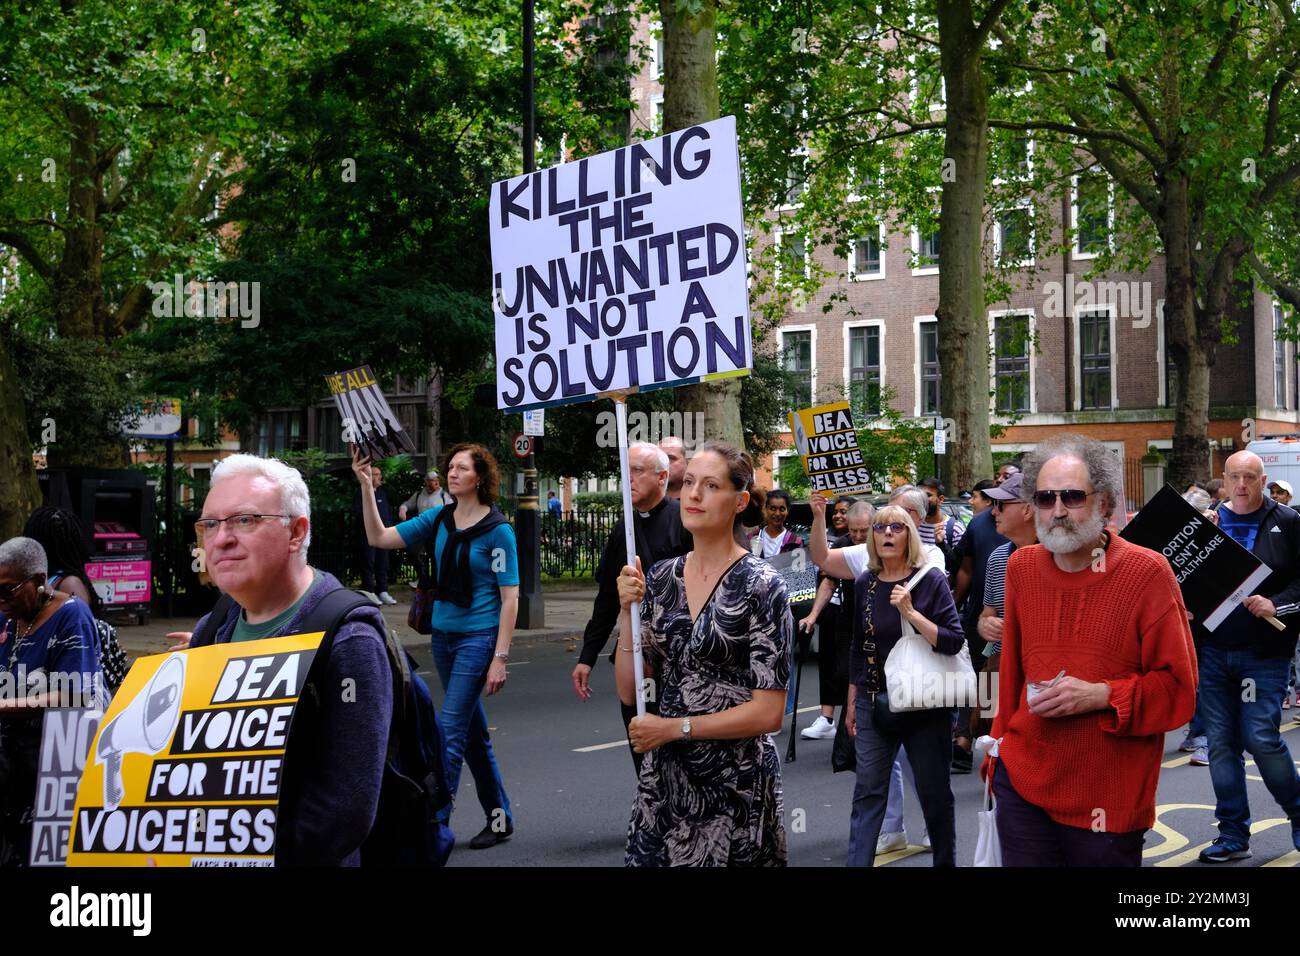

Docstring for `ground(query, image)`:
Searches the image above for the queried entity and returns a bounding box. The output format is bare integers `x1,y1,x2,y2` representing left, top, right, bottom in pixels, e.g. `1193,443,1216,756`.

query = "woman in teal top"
354,442,518,851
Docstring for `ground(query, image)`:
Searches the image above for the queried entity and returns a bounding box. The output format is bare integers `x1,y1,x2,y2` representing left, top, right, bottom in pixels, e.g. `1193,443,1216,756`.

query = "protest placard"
1120,484,1273,630
29,708,103,866
788,401,871,496
324,365,416,459
490,116,751,411
66,633,323,866
765,549,819,607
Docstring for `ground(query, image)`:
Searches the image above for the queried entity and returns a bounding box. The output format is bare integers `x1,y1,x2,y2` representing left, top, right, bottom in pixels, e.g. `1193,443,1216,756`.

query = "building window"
1160,301,1178,408
777,231,808,281
649,94,663,135
992,130,1031,181
993,313,1031,413
995,206,1033,265
781,329,813,411
784,152,808,205
914,222,940,271
1074,172,1110,256
920,321,941,415
848,326,881,416
253,410,306,457
849,228,883,279
1078,309,1112,409
1275,302,1288,408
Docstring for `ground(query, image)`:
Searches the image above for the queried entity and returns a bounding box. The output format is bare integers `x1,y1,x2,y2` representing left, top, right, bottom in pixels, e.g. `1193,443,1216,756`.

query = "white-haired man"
572,442,691,774
989,435,1196,867
184,454,393,865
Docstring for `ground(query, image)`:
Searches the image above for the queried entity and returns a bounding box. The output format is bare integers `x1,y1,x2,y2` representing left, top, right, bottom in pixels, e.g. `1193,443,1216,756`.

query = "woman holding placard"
614,441,792,866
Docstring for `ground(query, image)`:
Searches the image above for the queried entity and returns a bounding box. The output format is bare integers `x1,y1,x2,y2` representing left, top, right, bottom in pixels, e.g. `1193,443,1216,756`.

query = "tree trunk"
934,1,994,491
0,338,40,536
1163,175,1214,488
660,0,743,449
55,101,107,342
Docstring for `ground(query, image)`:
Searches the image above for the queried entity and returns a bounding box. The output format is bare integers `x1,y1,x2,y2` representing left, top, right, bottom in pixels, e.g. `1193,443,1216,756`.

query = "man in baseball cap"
1269,480,1293,506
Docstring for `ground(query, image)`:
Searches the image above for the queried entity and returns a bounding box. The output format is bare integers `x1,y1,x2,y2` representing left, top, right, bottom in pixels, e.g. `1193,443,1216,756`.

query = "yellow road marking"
1263,850,1300,867
1144,804,1215,859
1154,817,1290,867
875,845,927,866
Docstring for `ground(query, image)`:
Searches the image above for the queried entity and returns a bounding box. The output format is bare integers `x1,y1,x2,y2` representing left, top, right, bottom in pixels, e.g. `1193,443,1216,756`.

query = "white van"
1245,436,1300,489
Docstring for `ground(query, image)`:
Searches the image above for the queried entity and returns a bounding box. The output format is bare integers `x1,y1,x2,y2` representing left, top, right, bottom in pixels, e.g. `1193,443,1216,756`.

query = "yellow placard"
66,633,324,867
787,401,872,496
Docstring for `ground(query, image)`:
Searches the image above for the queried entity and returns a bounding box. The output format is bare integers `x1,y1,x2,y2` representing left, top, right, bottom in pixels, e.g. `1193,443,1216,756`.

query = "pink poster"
85,560,152,605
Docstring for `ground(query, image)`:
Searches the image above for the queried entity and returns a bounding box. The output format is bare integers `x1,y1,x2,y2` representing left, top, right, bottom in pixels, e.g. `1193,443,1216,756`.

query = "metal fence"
1123,457,1145,512
540,510,619,577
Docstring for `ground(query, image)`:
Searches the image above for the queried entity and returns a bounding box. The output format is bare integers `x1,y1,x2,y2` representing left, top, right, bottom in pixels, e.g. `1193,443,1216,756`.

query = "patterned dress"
626,554,793,867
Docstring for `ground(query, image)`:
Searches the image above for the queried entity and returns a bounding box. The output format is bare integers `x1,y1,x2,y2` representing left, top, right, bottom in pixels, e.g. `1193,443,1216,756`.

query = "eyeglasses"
1030,489,1096,509
195,514,291,535
0,575,35,602
991,498,1023,512
872,522,908,534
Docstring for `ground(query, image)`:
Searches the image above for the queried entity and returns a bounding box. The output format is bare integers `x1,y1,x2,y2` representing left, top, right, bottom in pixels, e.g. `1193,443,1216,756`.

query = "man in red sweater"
988,435,1197,866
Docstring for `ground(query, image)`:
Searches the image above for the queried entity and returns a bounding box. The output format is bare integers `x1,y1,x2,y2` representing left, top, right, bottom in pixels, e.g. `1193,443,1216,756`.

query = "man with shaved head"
1194,450,1300,862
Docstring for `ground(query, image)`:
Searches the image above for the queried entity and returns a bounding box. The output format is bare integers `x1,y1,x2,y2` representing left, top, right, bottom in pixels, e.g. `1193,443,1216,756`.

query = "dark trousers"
847,694,956,867
954,619,987,742
817,605,847,708
359,543,389,594
993,760,1145,866
621,698,661,777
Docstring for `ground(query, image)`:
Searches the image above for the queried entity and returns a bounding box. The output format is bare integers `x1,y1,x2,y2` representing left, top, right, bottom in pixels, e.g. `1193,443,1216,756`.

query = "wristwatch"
494,652,509,661
680,718,693,741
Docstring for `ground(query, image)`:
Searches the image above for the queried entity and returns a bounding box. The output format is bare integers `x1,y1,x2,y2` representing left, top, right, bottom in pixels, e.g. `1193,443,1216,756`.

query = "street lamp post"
515,0,545,628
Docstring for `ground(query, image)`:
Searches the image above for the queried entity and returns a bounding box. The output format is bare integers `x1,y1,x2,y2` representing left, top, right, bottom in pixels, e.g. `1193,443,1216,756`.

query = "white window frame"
848,223,887,281
1073,303,1119,411
910,221,940,276
914,316,941,417
843,319,886,416
988,308,1037,415
649,20,664,80
772,449,798,489
1071,170,1115,260
778,147,810,211
993,203,1035,267
990,133,1035,186
1274,300,1290,410
648,93,664,136
774,226,811,282
778,323,818,431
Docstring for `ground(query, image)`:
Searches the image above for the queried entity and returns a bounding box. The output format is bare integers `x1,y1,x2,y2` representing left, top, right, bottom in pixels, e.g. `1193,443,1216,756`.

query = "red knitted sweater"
991,534,1197,832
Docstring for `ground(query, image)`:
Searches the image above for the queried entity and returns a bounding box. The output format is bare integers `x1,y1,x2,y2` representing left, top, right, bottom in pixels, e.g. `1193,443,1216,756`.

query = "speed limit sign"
512,433,533,459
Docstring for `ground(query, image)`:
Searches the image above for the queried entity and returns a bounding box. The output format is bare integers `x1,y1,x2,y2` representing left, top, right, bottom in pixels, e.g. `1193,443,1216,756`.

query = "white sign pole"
615,397,647,717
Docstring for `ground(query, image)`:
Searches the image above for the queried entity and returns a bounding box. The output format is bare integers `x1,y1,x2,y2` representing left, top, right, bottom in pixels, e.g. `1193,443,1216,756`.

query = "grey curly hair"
0,537,48,579
1022,434,1124,516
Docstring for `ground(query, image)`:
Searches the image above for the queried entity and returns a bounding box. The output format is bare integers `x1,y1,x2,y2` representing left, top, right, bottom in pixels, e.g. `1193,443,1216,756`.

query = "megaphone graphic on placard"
95,653,186,811
792,413,810,457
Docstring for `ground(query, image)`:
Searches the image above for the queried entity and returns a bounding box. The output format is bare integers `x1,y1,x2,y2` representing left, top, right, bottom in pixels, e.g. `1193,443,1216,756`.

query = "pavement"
107,582,597,659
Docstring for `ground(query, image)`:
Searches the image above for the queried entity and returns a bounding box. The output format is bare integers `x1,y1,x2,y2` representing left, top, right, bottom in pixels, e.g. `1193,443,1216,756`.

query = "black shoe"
469,821,514,849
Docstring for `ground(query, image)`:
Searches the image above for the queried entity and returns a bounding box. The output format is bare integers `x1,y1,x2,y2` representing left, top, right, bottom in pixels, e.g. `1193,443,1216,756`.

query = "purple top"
849,565,964,691
192,571,392,865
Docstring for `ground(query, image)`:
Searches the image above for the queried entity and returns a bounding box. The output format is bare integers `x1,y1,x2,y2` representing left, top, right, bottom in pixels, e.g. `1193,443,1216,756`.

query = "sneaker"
1190,744,1210,766
469,820,514,849
378,591,398,605
801,715,837,740
1285,693,1294,710
1178,731,1202,752
920,830,931,850
1198,837,1251,863
876,830,907,855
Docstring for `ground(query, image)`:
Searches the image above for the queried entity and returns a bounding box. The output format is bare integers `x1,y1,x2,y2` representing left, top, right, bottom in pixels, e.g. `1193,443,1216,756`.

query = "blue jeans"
1199,642,1300,844
882,750,918,835
429,628,512,827
847,694,955,867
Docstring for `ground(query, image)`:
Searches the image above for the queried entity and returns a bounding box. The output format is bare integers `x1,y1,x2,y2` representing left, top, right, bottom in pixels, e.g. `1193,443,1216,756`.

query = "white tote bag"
974,737,1002,867
882,568,977,712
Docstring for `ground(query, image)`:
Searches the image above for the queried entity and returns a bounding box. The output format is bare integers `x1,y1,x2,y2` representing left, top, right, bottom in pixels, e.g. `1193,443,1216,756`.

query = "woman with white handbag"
843,504,967,867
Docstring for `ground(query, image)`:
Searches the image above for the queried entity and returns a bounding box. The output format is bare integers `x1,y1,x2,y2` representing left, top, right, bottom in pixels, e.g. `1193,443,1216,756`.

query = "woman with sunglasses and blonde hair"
815,499,964,867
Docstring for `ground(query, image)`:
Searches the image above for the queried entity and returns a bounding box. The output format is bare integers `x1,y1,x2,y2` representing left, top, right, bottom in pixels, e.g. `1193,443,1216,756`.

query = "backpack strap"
296,587,377,651
191,593,239,647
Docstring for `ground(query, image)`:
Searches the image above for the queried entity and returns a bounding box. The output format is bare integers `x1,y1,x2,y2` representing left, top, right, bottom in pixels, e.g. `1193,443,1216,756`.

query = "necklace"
693,550,740,581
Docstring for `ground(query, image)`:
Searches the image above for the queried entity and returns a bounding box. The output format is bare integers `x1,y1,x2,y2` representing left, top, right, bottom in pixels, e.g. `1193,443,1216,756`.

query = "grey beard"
1036,507,1105,554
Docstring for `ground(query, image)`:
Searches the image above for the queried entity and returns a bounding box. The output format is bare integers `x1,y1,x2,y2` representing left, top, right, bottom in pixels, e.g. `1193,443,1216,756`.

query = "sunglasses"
1031,489,1096,509
872,522,908,533
0,575,36,602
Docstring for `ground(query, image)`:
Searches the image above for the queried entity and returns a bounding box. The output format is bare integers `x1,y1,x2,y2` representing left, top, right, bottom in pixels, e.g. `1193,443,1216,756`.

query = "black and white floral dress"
626,553,793,867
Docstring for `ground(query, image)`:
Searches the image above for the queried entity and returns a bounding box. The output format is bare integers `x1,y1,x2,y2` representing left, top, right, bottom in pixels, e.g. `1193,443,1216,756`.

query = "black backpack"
193,589,455,866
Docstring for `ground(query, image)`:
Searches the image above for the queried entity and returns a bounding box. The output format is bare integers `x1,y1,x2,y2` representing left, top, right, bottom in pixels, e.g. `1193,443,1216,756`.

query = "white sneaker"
378,591,397,605
876,830,907,855
920,830,931,850
801,715,837,739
